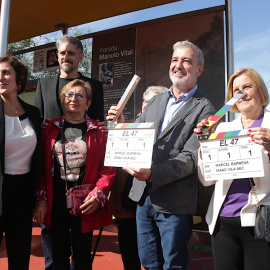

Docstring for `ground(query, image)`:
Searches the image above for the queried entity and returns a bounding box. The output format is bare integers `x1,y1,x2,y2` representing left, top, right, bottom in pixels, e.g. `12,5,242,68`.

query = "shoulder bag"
249,178,270,242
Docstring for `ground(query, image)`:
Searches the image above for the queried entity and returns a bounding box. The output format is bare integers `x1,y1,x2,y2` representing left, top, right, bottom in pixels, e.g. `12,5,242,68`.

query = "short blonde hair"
60,79,92,106
227,68,269,113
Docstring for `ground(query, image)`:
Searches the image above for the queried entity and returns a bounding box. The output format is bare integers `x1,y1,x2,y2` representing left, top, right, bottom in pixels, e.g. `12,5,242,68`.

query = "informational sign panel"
105,123,156,168
33,50,45,73
33,47,59,73
92,28,136,121
92,9,225,122
136,10,225,116
91,7,226,226
199,130,264,181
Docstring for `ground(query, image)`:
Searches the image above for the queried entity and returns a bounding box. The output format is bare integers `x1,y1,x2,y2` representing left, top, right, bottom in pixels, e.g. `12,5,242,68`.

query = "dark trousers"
212,216,270,270
0,173,33,270
50,195,93,270
40,223,53,270
117,217,141,270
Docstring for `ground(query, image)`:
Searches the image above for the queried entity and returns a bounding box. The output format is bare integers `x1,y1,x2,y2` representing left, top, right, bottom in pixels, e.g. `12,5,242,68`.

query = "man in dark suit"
34,35,104,270
34,35,104,123
108,40,216,270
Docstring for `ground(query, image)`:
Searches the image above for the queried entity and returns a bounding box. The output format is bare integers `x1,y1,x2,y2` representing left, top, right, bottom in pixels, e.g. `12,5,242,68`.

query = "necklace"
10,106,19,115
4,102,20,115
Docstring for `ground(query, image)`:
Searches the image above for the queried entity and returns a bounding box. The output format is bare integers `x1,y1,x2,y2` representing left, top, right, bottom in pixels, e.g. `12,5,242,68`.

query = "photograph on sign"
45,47,59,69
99,62,113,86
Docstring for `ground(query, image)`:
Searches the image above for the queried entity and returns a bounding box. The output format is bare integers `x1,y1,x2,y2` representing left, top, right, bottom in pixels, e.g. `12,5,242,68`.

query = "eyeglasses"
64,92,86,101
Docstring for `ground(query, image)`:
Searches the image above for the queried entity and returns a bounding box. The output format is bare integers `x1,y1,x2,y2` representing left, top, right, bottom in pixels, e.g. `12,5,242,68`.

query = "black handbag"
249,178,270,242
254,205,270,242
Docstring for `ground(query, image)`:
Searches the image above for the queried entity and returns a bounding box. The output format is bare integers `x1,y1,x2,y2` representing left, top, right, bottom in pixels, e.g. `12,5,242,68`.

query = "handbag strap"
56,77,64,116
60,119,69,196
60,118,87,195
249,178,260,210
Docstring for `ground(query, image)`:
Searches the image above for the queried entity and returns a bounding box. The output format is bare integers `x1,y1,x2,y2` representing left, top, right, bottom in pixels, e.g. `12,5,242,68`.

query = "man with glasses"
34,35,104,270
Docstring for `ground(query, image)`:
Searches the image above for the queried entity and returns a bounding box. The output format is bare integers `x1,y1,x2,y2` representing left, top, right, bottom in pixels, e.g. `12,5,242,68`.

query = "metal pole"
225,0,235,121
0,0,11,56
54,23,69,35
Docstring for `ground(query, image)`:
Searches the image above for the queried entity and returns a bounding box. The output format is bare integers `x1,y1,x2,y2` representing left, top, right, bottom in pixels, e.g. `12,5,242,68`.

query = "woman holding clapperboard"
195,68,270,270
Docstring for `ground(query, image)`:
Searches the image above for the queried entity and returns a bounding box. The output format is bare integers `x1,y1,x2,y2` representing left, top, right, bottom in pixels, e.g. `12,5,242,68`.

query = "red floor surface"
0,222,214,270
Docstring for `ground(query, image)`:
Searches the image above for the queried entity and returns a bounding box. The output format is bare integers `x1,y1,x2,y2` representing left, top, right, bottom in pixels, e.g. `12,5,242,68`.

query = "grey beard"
61,65,74,73
170,74,183,87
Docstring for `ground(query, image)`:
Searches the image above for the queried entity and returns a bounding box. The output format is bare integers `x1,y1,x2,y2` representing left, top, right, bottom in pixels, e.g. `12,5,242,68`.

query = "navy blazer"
0,97,41,216
34,73,104,121
137,89,216,215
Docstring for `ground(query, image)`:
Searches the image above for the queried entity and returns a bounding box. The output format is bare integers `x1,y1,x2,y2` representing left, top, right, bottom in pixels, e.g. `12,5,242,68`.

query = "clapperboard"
198,91,264,181
105,122,156,168
105,75,156,168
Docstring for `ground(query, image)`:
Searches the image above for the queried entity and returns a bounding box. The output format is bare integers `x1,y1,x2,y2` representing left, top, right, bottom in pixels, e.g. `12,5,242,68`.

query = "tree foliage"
7,27,93,80
69,28,92,77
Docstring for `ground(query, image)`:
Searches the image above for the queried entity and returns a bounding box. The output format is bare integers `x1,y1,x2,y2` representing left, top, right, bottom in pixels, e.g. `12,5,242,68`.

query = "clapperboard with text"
198,90,264,180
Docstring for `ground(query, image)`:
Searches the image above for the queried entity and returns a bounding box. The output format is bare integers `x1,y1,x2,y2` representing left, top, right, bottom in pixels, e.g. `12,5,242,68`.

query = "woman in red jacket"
34,79,115,270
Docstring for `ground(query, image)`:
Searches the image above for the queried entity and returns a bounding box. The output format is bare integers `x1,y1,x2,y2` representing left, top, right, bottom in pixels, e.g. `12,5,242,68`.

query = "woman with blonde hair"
195,68,270,270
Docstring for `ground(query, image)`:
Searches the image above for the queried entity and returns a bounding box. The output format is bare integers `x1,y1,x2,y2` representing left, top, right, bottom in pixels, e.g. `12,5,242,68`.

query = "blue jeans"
136,195,193,270
41,224,75,270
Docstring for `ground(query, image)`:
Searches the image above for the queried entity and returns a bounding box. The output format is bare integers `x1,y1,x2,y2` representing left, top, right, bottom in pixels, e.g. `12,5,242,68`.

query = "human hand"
194,117,216,136
106,106,124,123
248,127,270,153
96,120,108,133
41,118,51,130
80,196,100,215
33,200,48,223
122,167,151,181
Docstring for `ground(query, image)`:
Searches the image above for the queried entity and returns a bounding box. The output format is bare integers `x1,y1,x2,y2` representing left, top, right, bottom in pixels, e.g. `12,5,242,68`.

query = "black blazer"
136,89,216,215
34,73,104,121
0,97,41,216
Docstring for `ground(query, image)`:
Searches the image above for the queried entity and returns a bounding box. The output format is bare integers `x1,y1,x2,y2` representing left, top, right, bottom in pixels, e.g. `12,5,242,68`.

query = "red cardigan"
37,115,116,232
